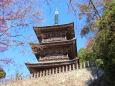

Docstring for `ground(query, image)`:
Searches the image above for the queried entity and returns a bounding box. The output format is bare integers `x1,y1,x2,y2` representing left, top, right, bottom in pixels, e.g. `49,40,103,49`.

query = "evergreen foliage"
0,68,6,79
78,1,115,85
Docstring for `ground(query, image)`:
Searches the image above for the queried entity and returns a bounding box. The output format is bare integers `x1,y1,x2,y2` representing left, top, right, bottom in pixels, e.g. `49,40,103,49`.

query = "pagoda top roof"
33,22,75,42
33,22,74,29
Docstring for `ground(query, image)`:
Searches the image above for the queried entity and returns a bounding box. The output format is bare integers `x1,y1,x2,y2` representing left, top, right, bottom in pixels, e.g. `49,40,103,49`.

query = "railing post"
69,64,71,71
9,78,13,85
72,64,75,70
87,61,90,67
46,70,48,76
49,69,51,75
55,68,58,74
28,74,31,79
62,66,65,72
77,63,79,69
40,71,42,77
57,67,59,73
59,67,61,73
4,79,7,85
52,68,55,74
31,73,33,79
34,72,37,78
25,75,28,80
22,75,25,80
80,63,82,69
66,65,68,72
83,62,86,68
43,70,45,76
75,63,77,69
0,81,1,86
36,72,39,78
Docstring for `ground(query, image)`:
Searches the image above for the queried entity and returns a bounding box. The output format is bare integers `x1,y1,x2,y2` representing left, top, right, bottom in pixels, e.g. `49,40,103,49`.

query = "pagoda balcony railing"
39,54,69,61
42,37,67,43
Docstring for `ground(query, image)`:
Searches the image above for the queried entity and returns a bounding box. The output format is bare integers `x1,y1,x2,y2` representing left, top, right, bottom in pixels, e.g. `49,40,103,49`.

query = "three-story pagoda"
25,9,79,74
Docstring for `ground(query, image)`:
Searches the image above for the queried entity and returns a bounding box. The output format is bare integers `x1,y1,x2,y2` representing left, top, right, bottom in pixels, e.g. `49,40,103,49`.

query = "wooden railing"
42,37,67,43
0,61,97,86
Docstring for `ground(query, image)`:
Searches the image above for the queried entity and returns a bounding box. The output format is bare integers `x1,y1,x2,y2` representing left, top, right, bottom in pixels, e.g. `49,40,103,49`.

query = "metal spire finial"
55,8,58,25
55,8,58,14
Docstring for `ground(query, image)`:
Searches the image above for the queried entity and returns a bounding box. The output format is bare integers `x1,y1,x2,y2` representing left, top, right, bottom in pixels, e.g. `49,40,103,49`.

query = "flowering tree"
0,0,43,65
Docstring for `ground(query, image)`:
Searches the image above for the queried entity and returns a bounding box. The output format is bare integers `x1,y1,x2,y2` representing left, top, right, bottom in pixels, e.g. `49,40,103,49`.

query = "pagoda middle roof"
30,38,76,48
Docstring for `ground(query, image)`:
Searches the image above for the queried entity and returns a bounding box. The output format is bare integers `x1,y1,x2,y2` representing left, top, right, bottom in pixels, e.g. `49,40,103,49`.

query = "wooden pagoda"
25,22,79,74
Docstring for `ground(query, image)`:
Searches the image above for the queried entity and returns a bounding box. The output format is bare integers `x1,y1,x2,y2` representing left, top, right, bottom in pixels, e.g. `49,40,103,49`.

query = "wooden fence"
0,61,97,85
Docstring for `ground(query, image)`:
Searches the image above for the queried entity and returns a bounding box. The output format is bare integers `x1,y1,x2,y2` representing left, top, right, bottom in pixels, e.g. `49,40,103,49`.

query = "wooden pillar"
31,73,33,79
43,70,46,76
87,61,90,67
49,69,51,75
72,64,75,70
59,67,61,73
52,68,55,74
47,69,49,75
25,75,28,80
83,62,86,68
69,64,71,71
55,67,58,74
77,63,79,69
34,72,36,78
66,65,68,72
28,74,31,79
40,71,42,77
22,75,25,80
4,80,7,85
62,66,65,72
36,72,39,78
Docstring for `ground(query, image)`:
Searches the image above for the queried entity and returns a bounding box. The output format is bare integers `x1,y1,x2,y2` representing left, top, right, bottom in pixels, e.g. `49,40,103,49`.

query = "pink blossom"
0,58,14,64
0,29,7,32
0,47,8,52
21,51,26,55
5,32,12,37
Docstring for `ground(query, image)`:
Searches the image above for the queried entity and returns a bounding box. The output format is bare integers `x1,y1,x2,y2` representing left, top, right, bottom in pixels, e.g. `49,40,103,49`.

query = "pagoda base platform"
25,58,79,73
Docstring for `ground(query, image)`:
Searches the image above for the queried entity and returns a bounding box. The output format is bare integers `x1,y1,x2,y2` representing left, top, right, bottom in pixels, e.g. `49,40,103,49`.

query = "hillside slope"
1,68,94,86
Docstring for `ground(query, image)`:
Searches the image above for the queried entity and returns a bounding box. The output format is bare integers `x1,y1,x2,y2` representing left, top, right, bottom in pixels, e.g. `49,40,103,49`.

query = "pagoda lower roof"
25,58,78,69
